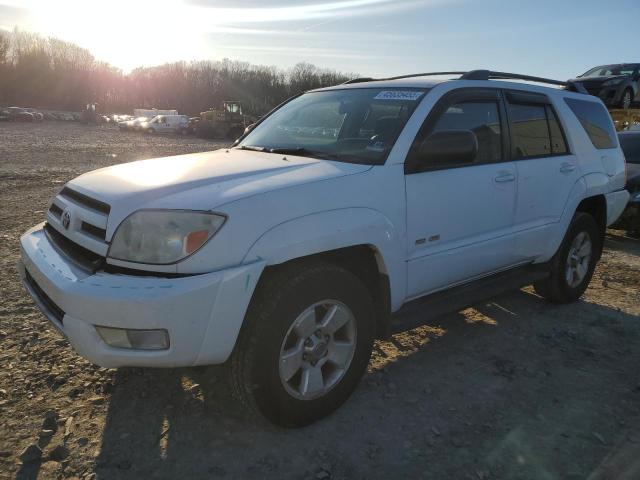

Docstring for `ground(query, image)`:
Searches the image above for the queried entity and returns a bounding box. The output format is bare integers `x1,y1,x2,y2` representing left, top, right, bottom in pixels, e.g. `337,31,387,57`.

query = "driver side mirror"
417,130,478,167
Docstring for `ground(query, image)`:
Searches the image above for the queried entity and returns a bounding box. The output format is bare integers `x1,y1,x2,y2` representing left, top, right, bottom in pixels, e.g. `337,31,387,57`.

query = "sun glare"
27,0,199,71
4,0,397,71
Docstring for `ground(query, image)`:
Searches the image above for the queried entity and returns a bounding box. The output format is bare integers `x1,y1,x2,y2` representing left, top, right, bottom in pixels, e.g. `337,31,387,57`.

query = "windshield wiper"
267,147,339,160
237,145,267,152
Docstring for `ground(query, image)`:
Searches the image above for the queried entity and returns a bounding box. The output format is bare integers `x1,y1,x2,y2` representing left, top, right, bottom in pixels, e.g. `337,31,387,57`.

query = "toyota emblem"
62,210,71,229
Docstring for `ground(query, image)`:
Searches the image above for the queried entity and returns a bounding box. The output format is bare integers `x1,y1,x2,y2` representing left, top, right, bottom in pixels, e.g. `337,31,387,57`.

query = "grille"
49,203,63,218
45,223,105,272
60,187,111,215
25,269,65,324
46,187,110,262
80,221,107,241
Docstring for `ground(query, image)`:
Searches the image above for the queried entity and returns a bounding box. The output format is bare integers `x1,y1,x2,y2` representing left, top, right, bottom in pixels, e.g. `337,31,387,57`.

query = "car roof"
314,76,584,100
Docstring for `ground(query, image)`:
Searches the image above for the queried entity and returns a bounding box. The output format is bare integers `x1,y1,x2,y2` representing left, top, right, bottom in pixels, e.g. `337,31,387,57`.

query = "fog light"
96,326,169,350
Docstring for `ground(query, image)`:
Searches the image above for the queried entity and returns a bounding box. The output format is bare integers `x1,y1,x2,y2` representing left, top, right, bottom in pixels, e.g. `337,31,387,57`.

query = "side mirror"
418,130,478,167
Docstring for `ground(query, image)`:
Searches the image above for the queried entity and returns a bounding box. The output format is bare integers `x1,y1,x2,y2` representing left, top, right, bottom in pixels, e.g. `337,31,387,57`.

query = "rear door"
404,88,519,298
504,90,579,261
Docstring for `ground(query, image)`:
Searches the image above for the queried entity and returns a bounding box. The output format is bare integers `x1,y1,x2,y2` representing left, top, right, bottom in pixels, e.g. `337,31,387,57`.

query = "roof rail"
342,70,588,94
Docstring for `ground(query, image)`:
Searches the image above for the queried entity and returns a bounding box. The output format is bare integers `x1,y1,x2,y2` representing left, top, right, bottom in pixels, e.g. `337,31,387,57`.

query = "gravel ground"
1,122,640,480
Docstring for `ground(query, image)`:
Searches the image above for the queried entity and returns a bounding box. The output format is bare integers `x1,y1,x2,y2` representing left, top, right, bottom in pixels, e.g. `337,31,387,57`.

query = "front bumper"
19,223,265,368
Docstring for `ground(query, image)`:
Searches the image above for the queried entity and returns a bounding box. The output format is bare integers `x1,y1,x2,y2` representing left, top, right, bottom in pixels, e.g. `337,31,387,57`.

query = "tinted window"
546,106,568,155
564,98,617,149
431,102,502,163
619,134,640,164
509,104,551,158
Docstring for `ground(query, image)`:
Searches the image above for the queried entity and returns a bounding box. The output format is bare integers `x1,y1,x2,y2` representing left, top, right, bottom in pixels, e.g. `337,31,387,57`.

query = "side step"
390,264,550,334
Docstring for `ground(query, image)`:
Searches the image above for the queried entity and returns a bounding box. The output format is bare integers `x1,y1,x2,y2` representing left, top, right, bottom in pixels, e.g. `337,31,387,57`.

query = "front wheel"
230,260,375,427
534,212,601,303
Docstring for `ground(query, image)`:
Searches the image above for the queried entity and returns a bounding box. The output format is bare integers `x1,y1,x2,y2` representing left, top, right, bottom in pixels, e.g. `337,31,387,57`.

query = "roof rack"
342,70,588,94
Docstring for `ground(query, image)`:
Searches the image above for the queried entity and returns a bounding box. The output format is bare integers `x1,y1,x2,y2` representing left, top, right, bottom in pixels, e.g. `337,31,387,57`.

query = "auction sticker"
374,91,424,101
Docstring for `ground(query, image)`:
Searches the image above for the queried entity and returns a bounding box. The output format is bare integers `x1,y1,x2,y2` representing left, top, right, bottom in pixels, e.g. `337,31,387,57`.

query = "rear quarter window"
564,98,617,149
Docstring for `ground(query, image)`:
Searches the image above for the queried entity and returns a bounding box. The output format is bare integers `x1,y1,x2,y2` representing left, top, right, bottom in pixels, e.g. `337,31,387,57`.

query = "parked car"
571,63,640,109
5,107,35,122
618,130,640,235
23,108,44,121
19,70,629,427
118,116,150,131
141,114,190,134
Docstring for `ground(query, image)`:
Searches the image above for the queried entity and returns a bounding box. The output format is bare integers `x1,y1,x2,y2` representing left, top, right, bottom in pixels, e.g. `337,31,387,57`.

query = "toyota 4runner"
19,70,629,427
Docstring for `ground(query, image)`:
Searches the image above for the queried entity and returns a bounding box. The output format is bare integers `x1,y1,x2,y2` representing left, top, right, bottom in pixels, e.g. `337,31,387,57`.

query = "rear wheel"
230,260,375,427
534,212,600,303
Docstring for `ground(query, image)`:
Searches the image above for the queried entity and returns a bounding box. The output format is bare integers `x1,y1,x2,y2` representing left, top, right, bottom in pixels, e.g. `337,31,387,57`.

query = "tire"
534,212,601,303
620,88,633,109
230,260,375,427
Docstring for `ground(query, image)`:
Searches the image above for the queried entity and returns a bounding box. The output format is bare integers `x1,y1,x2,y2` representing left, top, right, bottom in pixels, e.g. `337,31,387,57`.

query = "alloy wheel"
278,300,357,400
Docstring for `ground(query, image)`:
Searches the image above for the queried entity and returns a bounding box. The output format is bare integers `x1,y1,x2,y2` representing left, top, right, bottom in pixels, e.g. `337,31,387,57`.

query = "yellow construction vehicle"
195,101,255,139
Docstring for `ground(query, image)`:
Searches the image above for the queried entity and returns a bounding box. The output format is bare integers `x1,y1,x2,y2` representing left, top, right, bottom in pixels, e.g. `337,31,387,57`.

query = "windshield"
238,88,429,165
580,64,639,78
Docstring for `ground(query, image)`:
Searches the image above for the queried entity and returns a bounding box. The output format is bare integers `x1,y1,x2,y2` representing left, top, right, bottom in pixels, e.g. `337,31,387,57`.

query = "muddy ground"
1,122,639,480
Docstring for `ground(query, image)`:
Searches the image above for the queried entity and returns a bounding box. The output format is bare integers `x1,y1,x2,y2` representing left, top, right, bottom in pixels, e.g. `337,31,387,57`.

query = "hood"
67,148,371,236
570,75,628,85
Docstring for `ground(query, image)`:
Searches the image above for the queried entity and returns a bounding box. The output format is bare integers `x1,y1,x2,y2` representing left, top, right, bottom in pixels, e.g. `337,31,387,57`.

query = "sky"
0,0,638,80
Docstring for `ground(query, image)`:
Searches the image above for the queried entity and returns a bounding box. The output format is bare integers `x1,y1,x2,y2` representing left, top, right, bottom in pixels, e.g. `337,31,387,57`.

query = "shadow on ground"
70,290,640,480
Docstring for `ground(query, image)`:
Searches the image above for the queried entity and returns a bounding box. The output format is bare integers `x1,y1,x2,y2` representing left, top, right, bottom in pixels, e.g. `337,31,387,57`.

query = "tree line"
0,29,356,115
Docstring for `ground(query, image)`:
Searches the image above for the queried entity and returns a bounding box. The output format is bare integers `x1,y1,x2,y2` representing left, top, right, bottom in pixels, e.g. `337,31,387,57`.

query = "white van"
142,115,189,134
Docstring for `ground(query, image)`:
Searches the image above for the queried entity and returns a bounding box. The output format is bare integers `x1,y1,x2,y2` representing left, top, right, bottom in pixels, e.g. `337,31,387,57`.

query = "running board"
390,264,550,334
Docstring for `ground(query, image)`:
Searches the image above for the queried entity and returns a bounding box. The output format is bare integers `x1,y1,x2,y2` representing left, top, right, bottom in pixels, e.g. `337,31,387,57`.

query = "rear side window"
508,103,569,159
432,102,502,163
509,104,550,158
564,98,617,149
546,106,568,155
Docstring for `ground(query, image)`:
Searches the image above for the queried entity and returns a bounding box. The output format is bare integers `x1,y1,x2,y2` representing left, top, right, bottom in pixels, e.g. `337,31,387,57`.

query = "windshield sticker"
374,91,424,101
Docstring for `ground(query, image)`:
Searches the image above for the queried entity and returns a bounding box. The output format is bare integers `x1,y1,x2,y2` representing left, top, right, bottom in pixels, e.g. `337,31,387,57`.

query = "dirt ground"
1,122,639,480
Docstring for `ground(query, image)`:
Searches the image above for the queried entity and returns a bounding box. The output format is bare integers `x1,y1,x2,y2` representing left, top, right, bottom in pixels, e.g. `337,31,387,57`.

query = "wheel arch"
242,208,405,338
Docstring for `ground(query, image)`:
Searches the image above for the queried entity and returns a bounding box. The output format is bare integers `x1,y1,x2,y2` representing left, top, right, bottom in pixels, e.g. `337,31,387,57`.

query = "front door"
404,88,518,299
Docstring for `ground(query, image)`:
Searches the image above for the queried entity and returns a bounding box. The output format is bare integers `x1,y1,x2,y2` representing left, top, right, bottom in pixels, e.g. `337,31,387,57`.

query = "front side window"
564,98,617,149
431,101,502,163
239,88,428,165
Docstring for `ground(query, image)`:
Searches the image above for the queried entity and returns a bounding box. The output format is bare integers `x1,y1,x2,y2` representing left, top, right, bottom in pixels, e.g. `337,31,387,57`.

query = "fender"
242,208,407,311
536,176,588,263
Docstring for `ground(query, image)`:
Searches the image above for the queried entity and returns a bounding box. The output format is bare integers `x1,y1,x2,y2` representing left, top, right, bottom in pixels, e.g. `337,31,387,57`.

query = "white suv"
19,70,629,426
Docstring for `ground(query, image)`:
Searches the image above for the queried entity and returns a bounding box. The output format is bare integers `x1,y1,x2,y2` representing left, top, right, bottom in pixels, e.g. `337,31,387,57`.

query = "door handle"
494,172,515,183
560,162,576,173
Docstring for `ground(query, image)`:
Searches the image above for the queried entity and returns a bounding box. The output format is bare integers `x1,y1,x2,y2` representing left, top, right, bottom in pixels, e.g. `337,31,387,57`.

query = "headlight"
603,78,624,86
108,210,226,264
